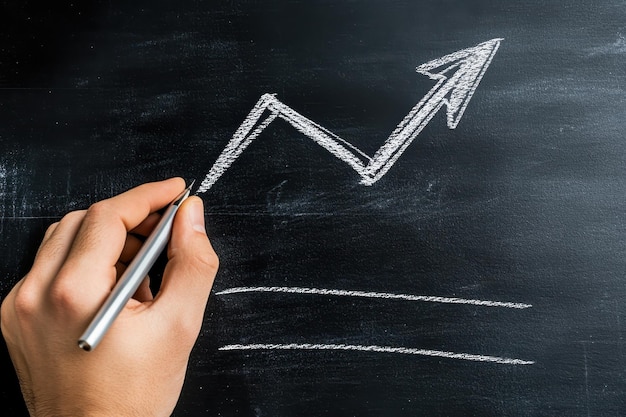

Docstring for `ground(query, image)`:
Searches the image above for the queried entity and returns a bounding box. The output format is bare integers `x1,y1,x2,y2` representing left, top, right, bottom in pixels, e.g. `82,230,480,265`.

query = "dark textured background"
1,1,626,415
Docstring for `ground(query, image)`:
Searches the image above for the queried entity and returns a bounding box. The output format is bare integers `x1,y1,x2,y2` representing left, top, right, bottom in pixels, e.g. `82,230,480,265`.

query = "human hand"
1,177,218,417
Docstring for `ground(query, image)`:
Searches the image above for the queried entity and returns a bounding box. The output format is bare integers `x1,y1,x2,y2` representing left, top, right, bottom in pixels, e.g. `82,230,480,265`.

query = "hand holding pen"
0,178,218,417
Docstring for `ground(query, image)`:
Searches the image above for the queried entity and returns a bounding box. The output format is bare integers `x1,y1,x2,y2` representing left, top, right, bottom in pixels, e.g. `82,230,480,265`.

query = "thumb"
155,196,218,335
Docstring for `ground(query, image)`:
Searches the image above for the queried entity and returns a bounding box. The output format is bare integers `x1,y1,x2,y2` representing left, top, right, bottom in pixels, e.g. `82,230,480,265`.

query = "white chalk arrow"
197,38,502,193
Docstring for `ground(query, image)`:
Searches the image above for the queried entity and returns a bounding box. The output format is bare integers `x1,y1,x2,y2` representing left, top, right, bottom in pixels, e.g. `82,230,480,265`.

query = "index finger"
54,177,186,299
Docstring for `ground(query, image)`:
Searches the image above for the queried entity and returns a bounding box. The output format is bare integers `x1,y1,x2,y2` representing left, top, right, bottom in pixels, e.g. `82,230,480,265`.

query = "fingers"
24,207,162,291
155,196,218,343
66,177,185,269
51,178,186,308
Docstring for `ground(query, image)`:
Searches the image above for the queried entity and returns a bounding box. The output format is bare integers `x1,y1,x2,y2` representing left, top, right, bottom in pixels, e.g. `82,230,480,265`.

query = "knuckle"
80,203,117,242
60,209,86,224
47,275,81,314
9,281,40,320
86,200,114,218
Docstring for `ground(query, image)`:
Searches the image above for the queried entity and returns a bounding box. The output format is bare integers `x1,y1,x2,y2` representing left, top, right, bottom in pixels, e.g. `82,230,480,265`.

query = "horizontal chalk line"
216,286,532,309
219,343,534,365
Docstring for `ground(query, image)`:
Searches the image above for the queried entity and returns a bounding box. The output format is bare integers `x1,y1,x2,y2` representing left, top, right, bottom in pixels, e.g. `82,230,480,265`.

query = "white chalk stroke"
219,344,534,365
217,286,534,365
216,286,532,309
207,39,527,365
197,38,502,193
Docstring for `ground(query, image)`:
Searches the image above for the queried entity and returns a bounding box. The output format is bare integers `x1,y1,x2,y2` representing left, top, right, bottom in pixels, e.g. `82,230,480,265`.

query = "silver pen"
78,180,194,351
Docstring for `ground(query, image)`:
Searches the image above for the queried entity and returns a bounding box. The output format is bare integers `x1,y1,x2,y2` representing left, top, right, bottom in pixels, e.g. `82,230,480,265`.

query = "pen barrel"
77,205,179,351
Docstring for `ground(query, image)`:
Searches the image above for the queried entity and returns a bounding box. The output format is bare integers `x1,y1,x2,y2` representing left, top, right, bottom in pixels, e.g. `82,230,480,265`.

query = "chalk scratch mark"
197,39,502,193
219,343,534,365
216,286,532,309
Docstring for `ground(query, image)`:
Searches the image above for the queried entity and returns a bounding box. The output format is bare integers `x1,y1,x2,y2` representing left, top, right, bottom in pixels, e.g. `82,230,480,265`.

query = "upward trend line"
197,38,502,194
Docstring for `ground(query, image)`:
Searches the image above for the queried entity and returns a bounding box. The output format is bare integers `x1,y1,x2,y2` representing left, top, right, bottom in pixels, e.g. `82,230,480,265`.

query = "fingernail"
188,197,206,233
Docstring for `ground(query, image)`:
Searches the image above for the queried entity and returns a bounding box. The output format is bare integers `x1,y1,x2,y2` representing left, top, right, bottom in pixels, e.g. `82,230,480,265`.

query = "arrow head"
416,38,503,128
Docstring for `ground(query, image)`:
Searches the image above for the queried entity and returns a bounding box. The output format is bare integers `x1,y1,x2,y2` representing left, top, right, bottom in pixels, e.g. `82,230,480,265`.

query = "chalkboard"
2,0,626,415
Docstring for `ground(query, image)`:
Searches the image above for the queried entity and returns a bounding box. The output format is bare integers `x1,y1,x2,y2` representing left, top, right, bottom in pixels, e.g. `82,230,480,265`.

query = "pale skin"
0,177,219,417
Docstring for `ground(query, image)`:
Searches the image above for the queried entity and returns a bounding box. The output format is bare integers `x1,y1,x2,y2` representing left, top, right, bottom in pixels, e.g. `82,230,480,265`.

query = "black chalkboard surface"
2,1,626,415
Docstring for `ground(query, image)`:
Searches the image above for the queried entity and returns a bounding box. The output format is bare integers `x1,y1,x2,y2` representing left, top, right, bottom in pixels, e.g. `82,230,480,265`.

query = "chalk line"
197,38,502,193
216,286,532,309
219,343,534,365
